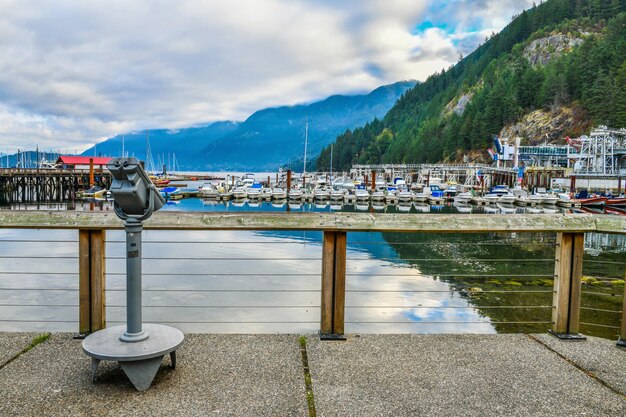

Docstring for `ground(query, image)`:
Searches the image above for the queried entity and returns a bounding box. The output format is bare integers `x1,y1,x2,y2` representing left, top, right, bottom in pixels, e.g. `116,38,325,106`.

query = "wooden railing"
0,211,624,342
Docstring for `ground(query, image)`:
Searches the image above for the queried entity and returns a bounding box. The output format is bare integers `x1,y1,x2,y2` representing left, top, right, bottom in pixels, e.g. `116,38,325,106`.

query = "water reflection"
0,198,623,338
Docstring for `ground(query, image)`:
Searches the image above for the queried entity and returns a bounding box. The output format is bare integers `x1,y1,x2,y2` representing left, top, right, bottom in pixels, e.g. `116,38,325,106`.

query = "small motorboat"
541,194,559,205
247,187,261,200
271,187,287,200
199,183,220,198
556,193,580,207
289,188,303,200
397,189,413,203
232,187,248,200
330,189,346,201
151,177,170,186
385,190,398,204
443,183,459,198
483,193,500,204
453,192,472,204
260,187,273,200
413,191,429,203
160,186,179,199
371,189,386,202
247,183,263,199
355,188,370,201
497,192,517,205
578,196,608,208
313,187,330,200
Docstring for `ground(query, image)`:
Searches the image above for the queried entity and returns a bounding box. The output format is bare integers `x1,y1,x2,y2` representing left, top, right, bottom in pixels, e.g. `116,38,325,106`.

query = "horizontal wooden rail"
1,210,624,341
0,211,624,234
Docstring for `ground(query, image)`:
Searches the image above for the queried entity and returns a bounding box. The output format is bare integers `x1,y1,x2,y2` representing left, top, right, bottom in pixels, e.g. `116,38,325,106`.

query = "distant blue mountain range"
82,80,416,171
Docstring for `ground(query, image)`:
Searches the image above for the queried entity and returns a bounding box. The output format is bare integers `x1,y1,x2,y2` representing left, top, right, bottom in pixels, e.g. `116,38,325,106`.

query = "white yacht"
288,188,303,200
413,191,429,203
355,188,370,201
199,183,219,198
271,187,287,200
371,189,386,202
497,192,517,204
397,188,414,203
232,187,248,199
330,188,346,201
453,192,472,204
314,187,330,200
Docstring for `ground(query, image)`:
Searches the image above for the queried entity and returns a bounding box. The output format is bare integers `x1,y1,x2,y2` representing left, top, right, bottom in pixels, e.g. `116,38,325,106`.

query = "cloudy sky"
0,0,535,154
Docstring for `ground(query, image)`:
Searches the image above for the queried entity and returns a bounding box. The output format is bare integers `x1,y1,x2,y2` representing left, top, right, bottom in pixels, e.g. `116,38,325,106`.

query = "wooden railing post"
320,231,346,340
79,229,106,334
550,232,585,340
617,266,626,348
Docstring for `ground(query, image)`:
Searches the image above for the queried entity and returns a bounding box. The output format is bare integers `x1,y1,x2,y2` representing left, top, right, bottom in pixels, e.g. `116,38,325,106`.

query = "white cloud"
0,0,535,153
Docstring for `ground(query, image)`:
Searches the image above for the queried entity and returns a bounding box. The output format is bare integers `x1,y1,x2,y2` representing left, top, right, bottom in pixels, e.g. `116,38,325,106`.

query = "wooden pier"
0,168,111,203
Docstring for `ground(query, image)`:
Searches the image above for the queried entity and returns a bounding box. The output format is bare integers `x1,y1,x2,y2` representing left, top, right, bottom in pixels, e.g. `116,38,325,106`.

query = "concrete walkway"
0,332,624,416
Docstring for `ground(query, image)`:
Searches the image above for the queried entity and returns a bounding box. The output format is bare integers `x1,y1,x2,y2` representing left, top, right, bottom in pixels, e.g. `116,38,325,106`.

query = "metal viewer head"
106,157,165,221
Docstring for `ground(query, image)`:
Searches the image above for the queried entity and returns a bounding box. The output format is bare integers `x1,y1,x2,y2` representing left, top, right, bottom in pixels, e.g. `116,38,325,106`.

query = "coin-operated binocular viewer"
82,157,184,391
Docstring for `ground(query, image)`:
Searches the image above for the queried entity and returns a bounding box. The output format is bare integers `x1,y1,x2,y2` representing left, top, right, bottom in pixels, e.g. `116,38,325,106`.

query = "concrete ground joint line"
299,336,317,417
0,332,51,371
527,334,626,399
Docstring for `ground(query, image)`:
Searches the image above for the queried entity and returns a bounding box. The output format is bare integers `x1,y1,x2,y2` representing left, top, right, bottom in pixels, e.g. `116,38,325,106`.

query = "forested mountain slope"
317,0,626,171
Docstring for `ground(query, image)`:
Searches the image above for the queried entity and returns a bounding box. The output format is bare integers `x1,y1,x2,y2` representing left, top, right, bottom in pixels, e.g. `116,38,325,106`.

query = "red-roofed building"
56,156,112,170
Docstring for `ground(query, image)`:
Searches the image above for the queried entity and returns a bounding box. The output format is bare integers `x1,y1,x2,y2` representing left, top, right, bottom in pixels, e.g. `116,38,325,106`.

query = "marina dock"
0,332,624,416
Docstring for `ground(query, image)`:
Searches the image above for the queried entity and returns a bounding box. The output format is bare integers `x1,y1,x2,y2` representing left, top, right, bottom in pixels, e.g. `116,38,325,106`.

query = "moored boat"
271,187,287,200
541,194,558,205
371,189,386,202
453,192,472,204
578,196,607,208
606,197,626,208
199,183,220,198
330,189,346,201
355,188,370,201
232,187,248,199
413,191,429,203
397,189,413,202
314,187,330,200
160,186,179,199
483,193,500,204
556,193,580,208
497,192,517,204
288,188,303,200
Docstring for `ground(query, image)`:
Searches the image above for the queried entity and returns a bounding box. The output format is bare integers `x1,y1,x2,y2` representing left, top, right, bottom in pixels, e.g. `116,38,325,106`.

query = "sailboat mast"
330,143,333,183
303,121,308,178
145,130,149,170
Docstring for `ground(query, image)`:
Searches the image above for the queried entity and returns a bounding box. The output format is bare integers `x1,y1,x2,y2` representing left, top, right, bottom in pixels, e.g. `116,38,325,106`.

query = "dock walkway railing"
0,211,624,342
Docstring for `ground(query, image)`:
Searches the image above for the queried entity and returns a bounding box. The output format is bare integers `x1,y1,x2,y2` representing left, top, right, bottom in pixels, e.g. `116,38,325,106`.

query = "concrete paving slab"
0,332,39,367
0,333,307,417
533,333,626,395
306,334,626,417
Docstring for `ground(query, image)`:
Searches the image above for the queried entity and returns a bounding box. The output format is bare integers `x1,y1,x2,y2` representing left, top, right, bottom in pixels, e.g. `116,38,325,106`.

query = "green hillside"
317,0,626,171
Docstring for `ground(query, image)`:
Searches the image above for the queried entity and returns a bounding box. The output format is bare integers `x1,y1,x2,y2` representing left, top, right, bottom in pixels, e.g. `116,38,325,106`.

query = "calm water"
0,198,624,339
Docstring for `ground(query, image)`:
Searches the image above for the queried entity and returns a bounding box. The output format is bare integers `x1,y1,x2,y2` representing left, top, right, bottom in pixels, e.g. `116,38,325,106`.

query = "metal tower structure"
572,126,626,176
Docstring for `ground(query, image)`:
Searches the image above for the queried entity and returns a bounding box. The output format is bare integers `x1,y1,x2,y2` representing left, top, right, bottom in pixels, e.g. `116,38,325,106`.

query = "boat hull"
607,198,626,207
579,197,608,207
